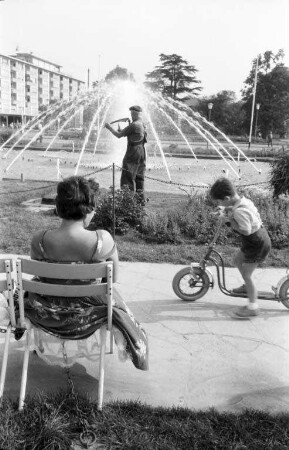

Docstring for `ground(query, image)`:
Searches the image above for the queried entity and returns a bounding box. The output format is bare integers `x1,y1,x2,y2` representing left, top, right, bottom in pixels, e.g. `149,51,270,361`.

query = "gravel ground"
1,148,271,194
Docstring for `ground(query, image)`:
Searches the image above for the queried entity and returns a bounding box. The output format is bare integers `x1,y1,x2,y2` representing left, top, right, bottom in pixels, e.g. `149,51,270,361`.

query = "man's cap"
129,105,142,112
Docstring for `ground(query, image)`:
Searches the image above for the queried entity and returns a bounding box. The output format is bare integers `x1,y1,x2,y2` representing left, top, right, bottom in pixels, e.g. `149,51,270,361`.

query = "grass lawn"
1,391,289,450
1,179,289,267
1,179,289,448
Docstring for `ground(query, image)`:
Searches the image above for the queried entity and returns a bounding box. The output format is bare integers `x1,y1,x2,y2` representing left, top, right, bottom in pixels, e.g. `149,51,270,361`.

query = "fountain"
0,79,269,193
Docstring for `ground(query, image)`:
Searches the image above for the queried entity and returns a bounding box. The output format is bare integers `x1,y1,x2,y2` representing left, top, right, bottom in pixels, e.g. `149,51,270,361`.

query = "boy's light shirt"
227,197,262,235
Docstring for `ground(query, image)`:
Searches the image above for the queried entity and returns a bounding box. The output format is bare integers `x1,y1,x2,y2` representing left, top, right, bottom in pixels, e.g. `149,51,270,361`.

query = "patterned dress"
23,229,149,371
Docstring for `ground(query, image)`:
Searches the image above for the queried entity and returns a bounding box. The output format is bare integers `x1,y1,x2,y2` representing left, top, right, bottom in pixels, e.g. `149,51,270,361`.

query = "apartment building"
0,52,85,126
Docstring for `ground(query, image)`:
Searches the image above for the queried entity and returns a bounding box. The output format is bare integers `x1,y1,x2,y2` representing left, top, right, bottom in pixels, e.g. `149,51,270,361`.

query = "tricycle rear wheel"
278,279,289,309
172,266,210,301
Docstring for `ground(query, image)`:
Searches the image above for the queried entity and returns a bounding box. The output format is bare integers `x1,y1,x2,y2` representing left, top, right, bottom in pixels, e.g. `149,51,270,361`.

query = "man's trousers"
120,145,146,192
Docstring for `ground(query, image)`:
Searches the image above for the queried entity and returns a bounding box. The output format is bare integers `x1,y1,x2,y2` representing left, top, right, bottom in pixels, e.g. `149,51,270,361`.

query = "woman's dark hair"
209,177,236,200
56,176,97,220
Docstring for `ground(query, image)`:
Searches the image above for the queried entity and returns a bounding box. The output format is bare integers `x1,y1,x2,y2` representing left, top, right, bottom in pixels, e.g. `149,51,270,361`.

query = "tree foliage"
145,53,202,101
104,65,135,83
242,50,289,137
196,91,246,135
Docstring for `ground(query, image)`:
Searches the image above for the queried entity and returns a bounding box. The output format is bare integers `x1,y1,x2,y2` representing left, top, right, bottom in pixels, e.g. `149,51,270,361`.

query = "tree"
104,65,135,83
242,50,289,137
145,53,202,101
196,91,246,135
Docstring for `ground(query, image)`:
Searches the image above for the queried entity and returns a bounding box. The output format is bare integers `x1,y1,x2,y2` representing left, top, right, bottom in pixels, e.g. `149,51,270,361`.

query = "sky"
0,0,288,99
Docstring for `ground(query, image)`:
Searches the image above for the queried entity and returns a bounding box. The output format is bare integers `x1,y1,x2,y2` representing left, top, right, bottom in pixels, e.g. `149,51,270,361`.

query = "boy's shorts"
240,226,271,264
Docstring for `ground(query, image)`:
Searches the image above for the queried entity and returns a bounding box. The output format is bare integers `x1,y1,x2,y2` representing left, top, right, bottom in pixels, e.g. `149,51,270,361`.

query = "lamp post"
248,55,259,149
208,102,213,121
207,103,213,148
254,103,260,142
97,54,101,140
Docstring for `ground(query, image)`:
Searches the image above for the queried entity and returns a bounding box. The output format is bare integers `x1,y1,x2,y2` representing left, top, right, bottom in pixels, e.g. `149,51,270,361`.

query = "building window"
26,95,30,102
11,93,17,105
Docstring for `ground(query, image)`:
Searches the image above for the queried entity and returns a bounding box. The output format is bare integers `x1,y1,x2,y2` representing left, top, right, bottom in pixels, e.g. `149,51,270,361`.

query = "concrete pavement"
1,257,289,413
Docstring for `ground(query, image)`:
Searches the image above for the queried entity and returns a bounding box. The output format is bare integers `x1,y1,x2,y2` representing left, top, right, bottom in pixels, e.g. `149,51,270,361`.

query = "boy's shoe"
231,284,247,294
233,305,260,319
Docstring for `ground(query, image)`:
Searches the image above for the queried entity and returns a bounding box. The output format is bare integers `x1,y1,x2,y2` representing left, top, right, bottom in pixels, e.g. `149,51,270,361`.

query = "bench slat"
20,258,110,279
22,279,108,297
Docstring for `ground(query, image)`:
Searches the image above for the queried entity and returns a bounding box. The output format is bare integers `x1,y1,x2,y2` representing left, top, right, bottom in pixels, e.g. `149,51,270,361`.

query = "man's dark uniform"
119,111,147,192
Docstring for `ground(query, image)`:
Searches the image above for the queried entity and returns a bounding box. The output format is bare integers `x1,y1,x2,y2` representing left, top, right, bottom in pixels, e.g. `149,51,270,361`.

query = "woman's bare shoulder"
96,229,114,245
96,229,113,239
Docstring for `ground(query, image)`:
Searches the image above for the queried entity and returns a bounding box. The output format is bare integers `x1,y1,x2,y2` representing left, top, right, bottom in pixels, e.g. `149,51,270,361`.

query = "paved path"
1,257,289,413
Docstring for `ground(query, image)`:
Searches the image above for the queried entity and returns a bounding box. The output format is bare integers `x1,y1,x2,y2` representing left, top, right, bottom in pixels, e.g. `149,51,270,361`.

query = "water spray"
169,96,262,174
147,98,199,162
74,93,112,175
147,91,240,179
5,100,80,172
93,100,113,155
143,107,171,181
44,92,99,154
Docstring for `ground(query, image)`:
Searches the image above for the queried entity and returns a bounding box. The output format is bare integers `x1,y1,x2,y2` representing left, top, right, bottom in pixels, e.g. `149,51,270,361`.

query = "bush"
139,189,289,248
89,186,145,235
0,128,13,144
269,154,289,197
90,184,289,249
138,210,183,244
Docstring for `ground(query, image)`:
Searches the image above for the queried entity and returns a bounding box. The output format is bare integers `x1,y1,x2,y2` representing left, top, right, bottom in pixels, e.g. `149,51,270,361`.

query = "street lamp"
208,102,213,121
254,103,260,141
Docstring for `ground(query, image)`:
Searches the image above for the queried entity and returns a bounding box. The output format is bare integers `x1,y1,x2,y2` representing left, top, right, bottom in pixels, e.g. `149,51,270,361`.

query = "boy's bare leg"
234,250,245,274
241,262,259,304
234,251,258,304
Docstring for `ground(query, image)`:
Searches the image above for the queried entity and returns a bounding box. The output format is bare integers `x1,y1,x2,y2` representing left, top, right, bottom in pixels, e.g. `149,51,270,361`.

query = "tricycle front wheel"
172,266,210,301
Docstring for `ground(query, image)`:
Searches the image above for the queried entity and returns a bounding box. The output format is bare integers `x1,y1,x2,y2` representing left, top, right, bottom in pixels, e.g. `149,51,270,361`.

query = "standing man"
267,131,273,148
105,105,147,196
